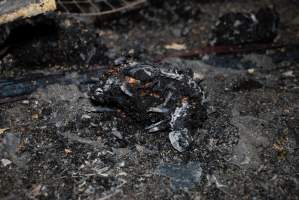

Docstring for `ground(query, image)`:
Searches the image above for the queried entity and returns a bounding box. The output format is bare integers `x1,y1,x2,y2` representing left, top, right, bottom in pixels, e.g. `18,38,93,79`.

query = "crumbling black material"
211,7,279,45
0,15,109,68
90,62,207,152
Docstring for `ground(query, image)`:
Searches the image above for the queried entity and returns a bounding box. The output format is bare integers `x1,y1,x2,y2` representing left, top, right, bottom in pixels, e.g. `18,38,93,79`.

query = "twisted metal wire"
57,0,146,16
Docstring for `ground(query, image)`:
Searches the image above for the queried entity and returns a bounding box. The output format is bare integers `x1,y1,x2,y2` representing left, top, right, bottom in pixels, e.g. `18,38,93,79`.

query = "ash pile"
90,61,207,152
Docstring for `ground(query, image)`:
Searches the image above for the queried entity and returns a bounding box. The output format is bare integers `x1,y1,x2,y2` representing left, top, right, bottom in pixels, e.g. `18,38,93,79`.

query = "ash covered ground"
0,0,299,199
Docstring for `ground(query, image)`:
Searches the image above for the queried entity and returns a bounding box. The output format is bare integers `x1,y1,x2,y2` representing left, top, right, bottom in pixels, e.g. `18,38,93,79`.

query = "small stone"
0,128,9,135
234,20,242,27
32,113,39,119
193,72,205,80
206,174,226,188
172,28,182,37
64,149,72,155
202,54,210,61
118,161,125,167
31,184,42,197
1,158,12,167
181,26,190,36
169,129,192,152
247,68,255,74
282,70,295,77
22,100,30,104
64,19,72,27
112,127,123,139
136,145,145,153
128,49,135,55
81,114,91,120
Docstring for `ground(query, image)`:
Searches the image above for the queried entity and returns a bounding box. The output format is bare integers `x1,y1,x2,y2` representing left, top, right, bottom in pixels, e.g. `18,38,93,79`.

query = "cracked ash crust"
90,62,207,152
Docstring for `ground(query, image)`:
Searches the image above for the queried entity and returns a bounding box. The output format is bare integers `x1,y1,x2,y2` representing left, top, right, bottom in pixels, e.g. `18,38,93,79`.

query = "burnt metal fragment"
90,62,207,152
211,7,279,45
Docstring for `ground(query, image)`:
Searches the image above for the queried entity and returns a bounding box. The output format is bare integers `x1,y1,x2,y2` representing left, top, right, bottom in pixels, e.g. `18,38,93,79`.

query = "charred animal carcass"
90,62,207,152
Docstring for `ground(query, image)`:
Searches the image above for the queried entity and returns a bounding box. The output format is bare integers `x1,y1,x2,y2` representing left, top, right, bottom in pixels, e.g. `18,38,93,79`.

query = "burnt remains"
211,7,279,45
90,62,207,152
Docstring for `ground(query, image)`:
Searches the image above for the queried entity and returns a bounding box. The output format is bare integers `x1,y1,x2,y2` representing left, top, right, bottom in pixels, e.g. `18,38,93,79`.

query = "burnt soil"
0,0,299,199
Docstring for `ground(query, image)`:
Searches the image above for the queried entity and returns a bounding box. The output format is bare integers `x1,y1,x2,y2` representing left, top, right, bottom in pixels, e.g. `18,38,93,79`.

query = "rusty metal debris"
0,0,56,25
57,0,147,17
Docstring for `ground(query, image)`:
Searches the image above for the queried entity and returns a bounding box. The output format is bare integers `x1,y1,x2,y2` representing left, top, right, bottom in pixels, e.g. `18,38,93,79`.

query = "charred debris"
0,1,299,199
90,62,207,152
0,3,295,150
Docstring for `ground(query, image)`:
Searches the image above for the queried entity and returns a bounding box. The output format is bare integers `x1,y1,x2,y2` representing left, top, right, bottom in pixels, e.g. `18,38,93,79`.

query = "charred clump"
0,15,108,69
90,62,207,152
211,7,279,45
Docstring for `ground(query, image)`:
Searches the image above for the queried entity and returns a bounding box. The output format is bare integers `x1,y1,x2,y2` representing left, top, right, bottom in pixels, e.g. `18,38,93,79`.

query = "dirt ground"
0,0,299,199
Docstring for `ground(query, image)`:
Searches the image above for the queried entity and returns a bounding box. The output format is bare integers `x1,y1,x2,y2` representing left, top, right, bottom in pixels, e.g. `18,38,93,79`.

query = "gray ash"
90,62,207,152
